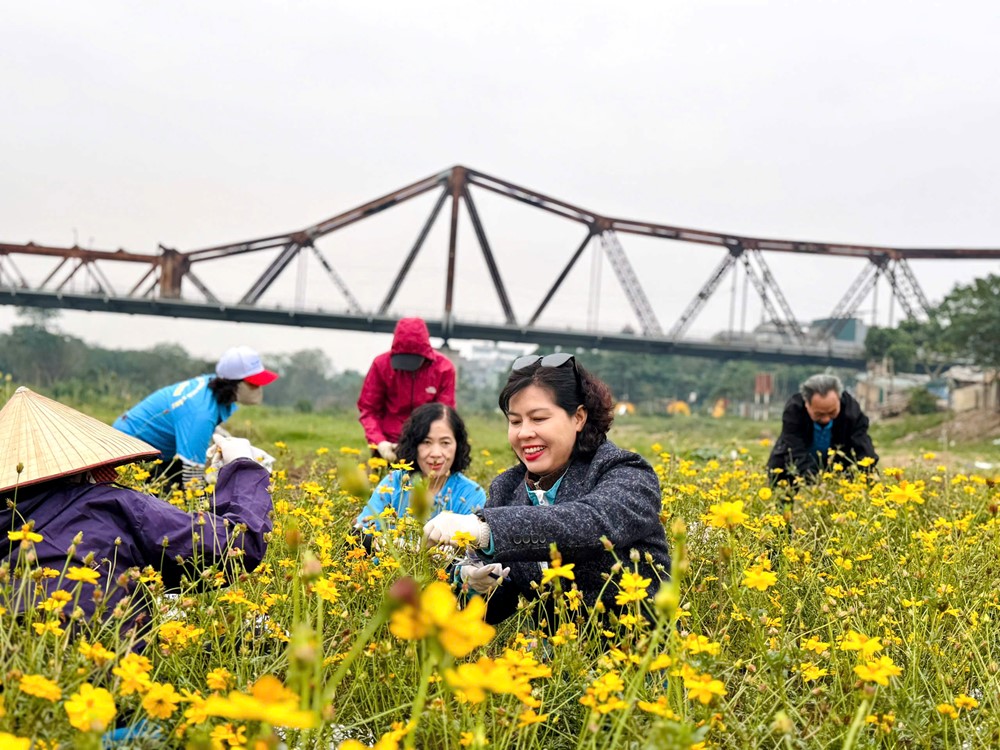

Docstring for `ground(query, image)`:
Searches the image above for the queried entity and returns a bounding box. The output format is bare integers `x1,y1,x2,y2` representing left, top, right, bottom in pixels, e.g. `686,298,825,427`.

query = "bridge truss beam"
2,165,999,359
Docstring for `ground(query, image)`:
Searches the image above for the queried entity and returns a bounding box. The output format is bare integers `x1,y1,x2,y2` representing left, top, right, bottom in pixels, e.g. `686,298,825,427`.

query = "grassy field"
5,397,1000,748
221,406,992,474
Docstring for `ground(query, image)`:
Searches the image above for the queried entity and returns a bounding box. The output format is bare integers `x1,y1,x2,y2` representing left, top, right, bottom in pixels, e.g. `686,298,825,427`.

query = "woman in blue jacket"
356,403,486,537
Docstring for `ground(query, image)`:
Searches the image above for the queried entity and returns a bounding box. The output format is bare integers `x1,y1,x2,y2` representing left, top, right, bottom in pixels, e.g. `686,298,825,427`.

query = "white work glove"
212,434,256,465
460,563,510,595
377,441,398,462
423,511,488,548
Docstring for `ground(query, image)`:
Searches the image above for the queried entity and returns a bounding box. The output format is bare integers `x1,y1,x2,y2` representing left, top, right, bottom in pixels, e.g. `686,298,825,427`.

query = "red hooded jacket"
357,318,457,444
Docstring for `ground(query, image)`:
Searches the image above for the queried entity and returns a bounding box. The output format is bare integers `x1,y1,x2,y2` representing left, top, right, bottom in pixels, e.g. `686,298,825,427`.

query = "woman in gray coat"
423,354,671,626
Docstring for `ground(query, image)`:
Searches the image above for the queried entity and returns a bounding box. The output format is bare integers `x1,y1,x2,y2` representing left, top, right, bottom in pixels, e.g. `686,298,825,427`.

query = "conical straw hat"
0,386,161,494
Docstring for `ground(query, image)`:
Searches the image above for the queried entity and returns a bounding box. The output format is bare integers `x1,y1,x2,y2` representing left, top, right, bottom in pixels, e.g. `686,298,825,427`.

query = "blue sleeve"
356,473,403,529
173,402,216,465
445,477,487,515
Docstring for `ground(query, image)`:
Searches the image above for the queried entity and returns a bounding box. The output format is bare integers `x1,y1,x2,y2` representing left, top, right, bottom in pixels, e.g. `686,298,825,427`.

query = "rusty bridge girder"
2,165,1000,365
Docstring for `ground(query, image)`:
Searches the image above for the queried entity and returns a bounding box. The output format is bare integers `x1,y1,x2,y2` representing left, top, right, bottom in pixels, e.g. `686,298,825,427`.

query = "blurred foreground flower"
203,675,318,728
389,581,494,657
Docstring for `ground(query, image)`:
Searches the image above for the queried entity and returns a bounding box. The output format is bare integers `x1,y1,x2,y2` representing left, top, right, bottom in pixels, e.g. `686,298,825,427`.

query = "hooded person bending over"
0,387,273,649
358,318,456,463
766,373,878,483
113,345,279,484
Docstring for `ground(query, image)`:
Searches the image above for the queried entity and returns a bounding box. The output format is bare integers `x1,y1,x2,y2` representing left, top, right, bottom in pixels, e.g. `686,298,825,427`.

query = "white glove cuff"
476,520,491,550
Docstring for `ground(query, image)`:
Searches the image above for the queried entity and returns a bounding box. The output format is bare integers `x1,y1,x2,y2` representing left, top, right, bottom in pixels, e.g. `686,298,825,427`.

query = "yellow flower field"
1,444,998,748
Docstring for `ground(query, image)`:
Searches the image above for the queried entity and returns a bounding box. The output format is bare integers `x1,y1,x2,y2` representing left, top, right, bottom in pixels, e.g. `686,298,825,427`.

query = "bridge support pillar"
159,247,190,299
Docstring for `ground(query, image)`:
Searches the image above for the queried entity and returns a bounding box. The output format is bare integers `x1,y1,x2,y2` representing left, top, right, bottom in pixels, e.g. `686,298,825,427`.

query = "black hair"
395,403,473,475
208,377,240,407
498,358,614,461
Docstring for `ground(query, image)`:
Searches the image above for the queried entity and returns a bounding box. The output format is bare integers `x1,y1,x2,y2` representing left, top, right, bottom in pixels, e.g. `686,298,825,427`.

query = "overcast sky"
2,1,998,372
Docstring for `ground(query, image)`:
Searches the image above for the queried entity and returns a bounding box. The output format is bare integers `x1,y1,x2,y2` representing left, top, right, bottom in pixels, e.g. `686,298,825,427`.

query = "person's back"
114,374,228,462
113,346,278,482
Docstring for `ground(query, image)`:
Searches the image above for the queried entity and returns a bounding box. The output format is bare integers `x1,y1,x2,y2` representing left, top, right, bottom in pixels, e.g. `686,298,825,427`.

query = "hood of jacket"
390,318,435,359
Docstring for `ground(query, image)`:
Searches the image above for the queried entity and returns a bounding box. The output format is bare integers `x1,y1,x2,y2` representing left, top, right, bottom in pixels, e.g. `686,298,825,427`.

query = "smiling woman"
422,355,671,627
355,403,486,535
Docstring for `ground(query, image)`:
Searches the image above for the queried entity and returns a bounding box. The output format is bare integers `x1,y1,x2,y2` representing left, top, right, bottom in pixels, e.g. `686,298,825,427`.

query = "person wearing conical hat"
0,387,273,649
113,345,279,485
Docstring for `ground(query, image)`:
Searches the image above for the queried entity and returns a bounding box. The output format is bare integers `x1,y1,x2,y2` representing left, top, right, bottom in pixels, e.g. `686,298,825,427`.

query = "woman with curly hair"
423,353,671,625
356,403,485,536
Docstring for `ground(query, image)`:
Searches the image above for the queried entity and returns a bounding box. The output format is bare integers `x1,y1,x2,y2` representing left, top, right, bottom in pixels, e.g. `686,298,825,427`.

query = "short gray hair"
800,373,843,402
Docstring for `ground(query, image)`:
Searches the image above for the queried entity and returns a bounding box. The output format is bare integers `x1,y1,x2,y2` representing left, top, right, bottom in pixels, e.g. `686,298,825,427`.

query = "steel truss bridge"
2,165,999,368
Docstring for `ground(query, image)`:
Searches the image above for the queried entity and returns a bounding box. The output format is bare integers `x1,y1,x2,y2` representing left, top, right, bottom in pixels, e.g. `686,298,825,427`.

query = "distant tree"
864,326,916,372
0,324,87,386
935,274,1000,369
16,307,61,331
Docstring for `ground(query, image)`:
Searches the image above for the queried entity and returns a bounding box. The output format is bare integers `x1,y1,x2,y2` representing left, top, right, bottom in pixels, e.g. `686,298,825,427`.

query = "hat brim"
244,369,279,386
391,354,427,372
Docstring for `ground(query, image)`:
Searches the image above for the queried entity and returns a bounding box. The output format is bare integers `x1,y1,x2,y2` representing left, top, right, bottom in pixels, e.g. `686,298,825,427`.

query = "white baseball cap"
216,346,279,386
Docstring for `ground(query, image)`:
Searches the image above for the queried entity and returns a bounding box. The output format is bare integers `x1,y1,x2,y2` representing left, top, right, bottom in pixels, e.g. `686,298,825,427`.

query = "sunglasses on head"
511,352,576,372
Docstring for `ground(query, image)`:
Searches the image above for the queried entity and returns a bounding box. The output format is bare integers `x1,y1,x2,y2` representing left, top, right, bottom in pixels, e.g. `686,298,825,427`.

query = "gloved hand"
460,563,510,595
423,511,487,548
377,441,398,462
213,434,256,465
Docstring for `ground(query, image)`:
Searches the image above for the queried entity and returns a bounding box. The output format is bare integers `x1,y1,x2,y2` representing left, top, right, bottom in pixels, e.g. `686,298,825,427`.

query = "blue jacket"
113,375,236,465
356,470,486,530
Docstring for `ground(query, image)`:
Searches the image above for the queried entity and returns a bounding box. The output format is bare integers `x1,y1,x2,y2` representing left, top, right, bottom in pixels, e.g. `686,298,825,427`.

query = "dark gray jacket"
766,390,878,480
479,440,670,625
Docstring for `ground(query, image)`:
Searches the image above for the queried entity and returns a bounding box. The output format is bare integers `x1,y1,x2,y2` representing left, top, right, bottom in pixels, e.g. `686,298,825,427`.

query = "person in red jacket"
358,317,456,461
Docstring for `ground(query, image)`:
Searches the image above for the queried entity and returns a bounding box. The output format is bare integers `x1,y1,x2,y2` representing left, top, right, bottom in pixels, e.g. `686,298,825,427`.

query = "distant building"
808,317,868,345
944,367,998,413
855,369,932,416
458,342,534,390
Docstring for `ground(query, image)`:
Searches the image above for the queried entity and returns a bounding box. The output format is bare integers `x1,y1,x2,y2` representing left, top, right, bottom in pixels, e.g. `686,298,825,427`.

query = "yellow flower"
540,563,575,585
451,530,478,548
210,722,247,747
705,500,748,529
113,653,154,696
839,631,883,659
313,577,340,604
579,672,627,714
445,657,535,705
202,675,317,728
885,481,924,505
78,641,116,666
683,671,727,705
65,566,101,585
18,674,62,702
614,571,652,605
8,525,43,543
389,581,495,658
0,734,31,750
142,682,181,720
801,637,830,654
637,696,677,719
206,668,234,692
65,683,117,733
742,565,777,591
32,620,65,637
853,656,902,687
798,663,829,682
955,693,979,711
936,703,958,719
758,487,773,501
516,709,549,727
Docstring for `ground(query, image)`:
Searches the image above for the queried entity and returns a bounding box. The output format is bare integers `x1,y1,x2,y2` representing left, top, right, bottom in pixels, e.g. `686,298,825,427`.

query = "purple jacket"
1,459,272,645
